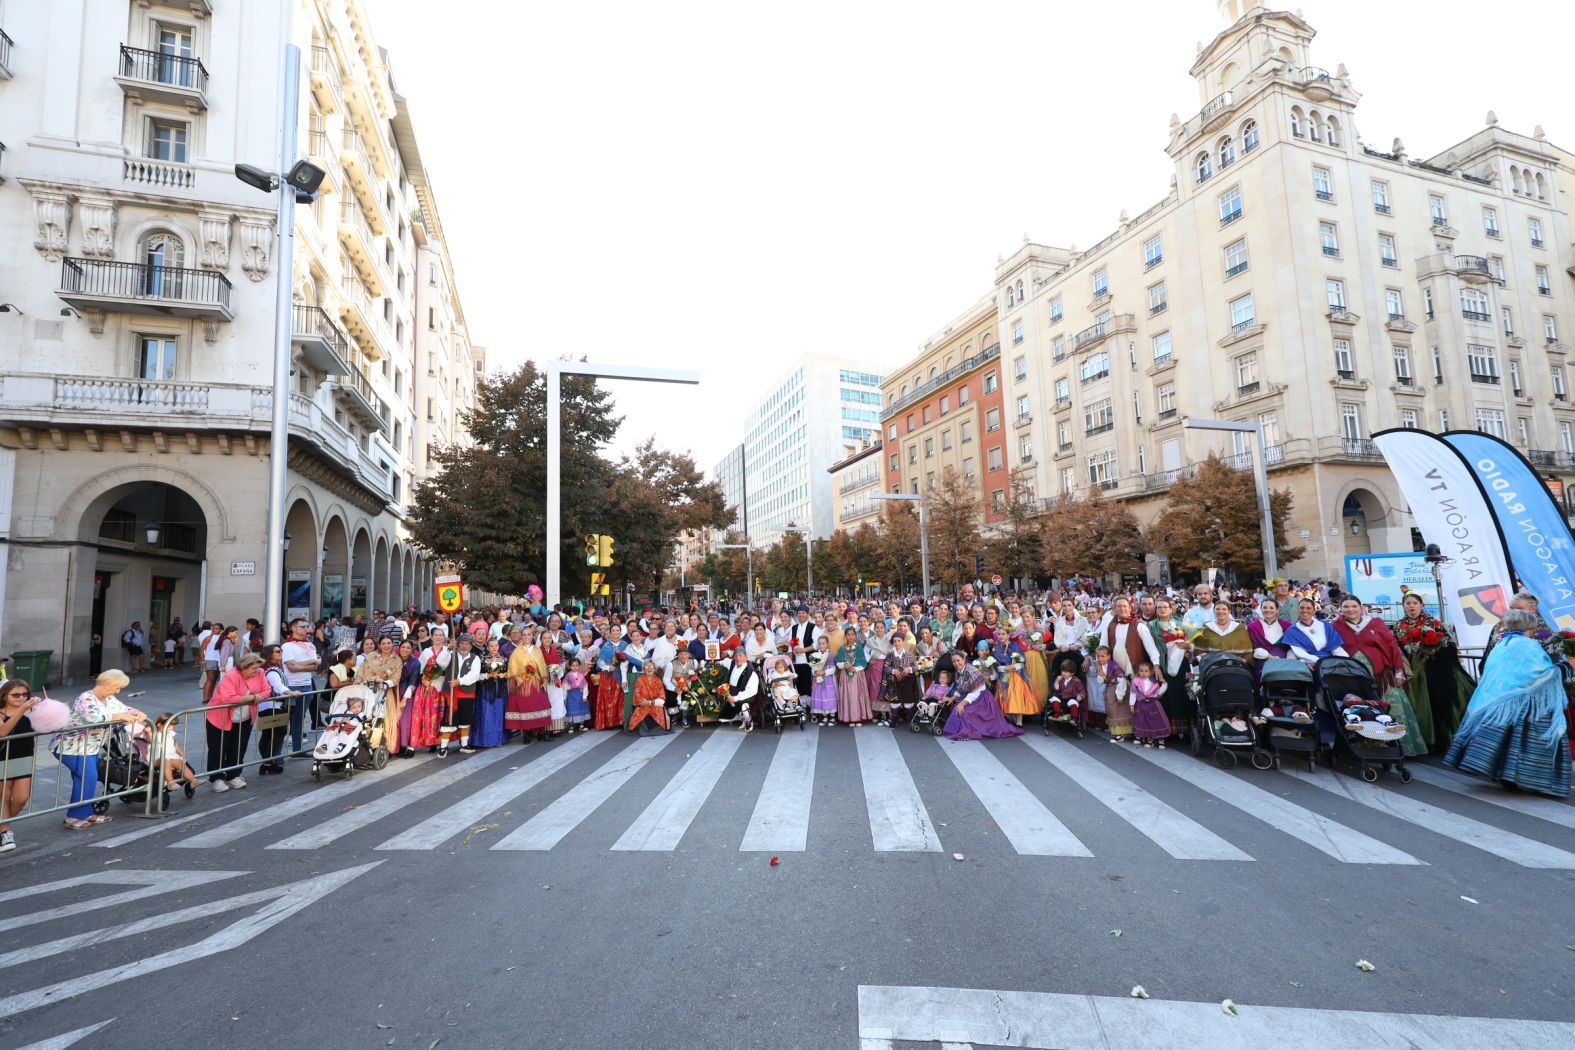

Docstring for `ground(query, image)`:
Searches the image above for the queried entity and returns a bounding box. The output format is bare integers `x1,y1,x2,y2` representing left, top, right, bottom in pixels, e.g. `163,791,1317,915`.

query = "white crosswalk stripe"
1284,767,1575,869
1404,764,1575,832
171,754,432,849
740,724,818,852
1127,745,1421,864
491,731,683,850
377,731,616,850
123,728,1575,867
938,738,1091,857
1019,735,1250,861
613,729,745,851
856,728,942,852
268,746,515,850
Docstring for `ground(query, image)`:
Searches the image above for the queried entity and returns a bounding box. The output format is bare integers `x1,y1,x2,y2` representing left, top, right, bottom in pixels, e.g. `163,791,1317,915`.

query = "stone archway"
389,542,405,614
351,526,373,618
322,514,350,619
283,497,319,623
1339,486,1388,558
374,534,391,611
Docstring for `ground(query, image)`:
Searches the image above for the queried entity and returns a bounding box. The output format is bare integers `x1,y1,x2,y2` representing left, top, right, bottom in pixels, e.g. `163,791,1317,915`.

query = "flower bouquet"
809,652,829,682
1393,616,1447,661
1082,632,1102,659
420,661,446,686
485,658,509,680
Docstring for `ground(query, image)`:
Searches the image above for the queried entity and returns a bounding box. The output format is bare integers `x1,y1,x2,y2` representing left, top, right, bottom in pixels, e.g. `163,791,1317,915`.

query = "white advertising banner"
1371,428,1513,653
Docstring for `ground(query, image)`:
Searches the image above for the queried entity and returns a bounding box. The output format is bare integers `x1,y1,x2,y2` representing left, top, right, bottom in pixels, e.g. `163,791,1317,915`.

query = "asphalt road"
3,720,1575,1049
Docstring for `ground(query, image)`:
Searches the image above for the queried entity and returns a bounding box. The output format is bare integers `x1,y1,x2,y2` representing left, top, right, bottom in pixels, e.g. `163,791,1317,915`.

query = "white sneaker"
229,776,247,790
212,779,230,793
0,830,16,853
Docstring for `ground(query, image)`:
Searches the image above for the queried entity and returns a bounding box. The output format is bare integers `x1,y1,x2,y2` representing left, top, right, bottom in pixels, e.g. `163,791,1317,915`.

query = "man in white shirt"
787,608,819,696
281,617,320,752
1182,583,1215,632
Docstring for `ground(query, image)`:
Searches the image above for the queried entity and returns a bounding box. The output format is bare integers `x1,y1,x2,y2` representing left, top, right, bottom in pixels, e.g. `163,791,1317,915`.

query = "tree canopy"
1150,453,1305,583
408,360,729,597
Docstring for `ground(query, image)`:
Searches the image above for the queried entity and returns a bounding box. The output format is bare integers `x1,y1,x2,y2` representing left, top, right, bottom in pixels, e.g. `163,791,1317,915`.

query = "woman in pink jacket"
206,652,269,791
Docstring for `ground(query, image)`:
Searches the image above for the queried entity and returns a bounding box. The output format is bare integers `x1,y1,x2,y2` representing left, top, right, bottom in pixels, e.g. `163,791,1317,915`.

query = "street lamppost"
545,360,700,609
870,491,930,598
232,41,329,643
1183,417,1278,582
782,522,813,597
718,542,754,621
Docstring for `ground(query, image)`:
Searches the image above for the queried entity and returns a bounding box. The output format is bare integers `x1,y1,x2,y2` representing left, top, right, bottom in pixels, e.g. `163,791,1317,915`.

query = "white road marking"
1128,745,1421,864
938,738,1092,856
91,801,248,847
1020,735,1249,861
740,725,819,852
1285,767,1575,869
612,729,745,851
1405,764,1575,832
855,728,942,852
267,746,515,849
857,984,1575,1049
0,870,246,934
0,863,379,1020
492,731,683,850
377,731,617,850
170,754,432,848
12,1020,116,1049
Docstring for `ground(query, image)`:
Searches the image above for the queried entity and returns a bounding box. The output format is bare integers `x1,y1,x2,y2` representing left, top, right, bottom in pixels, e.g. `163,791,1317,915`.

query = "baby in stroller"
766,657,805,720
312,696,366,761
1048,667,1085,720
132,714,200,798
910,669,955,734
1338,692,1406,740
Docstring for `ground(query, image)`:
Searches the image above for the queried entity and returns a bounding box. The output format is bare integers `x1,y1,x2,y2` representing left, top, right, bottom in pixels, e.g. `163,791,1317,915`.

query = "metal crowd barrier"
0,685,342,828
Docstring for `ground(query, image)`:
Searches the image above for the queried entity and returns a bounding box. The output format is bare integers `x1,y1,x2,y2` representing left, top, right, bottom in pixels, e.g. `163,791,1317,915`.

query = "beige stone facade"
829,441,883,533
992,2,1573,581
0,0,480,681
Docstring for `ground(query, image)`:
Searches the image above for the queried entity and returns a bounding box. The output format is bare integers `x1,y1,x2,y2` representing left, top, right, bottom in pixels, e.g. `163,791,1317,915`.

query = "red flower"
1422,631,1441,646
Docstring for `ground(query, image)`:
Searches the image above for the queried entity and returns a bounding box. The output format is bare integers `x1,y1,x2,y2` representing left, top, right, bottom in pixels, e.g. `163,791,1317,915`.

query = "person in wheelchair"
627,660,670,735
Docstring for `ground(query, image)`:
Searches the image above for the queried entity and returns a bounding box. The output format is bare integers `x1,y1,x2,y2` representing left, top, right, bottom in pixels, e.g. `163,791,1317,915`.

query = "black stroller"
1189,652,1272,770
1317,656,1411,783
93,724,164,814
1257,658,1320,771
909,692,957,735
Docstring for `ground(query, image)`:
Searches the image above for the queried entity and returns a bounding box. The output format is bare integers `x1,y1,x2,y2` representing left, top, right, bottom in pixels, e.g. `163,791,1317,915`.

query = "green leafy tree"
1151,454,1306,583
597,438,732,595
408,361,619,595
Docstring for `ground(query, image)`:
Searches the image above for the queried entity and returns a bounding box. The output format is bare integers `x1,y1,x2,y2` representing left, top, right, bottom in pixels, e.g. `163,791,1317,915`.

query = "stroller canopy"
1260,658,1313,685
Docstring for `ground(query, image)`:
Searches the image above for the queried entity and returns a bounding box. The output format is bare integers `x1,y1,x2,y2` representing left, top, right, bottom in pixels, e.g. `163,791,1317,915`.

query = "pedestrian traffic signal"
598,534,615,567
584,533,600,566
974,556,985,576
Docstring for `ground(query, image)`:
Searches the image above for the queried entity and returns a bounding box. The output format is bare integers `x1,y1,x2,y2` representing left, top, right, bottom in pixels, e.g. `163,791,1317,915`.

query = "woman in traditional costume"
1332,597,1426,757
880,631,919,727
1282,598,1345,665
471,638,510,749
506,628,552,742
1019,614,1052,706
1102,596,1161,740
1150,596,1192,739
835,627,872,726
1446,607,1570,797
1393,592,1472,751
943,649,1024,740
395,639,421,757
410,630,452,753
865,620,893,716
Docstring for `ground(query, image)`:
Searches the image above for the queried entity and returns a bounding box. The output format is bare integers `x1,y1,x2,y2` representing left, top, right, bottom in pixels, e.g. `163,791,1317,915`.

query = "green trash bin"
8,650,54,689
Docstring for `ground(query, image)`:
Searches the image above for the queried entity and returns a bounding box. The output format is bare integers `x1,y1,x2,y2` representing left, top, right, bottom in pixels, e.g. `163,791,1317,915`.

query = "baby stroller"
1257,659,1320,771
94,723,164,813
764,674,810,733
1189,652,1272,770
1316,656,1410,783
310,684,390,780
909,692,957,736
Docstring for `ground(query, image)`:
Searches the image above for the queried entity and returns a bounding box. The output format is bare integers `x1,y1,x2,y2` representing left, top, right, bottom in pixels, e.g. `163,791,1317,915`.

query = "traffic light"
584,533,600,566
598,534,616,567
974,556,985,576
591,572,605,594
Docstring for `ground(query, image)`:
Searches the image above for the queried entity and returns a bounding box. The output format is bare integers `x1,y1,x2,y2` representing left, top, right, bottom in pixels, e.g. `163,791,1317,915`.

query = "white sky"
372,0,1573,472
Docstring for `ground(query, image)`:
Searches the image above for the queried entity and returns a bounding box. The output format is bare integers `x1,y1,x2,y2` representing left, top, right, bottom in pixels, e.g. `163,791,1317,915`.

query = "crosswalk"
92,726,1575,869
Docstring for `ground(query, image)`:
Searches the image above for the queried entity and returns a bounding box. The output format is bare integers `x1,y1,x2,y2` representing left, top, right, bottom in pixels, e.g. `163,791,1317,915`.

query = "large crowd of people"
1,574,1569,857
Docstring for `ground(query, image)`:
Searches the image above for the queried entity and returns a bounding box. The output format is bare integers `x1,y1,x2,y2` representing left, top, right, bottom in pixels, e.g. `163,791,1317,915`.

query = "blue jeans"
60,752,100,820
289,691,307,753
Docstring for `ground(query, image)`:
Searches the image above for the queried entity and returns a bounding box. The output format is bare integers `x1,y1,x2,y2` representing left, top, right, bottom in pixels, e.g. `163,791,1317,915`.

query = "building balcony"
337,274,384,360
291,304,352,377
339,128,382,222
1142,466,1195,492
58,258,233,325
1197,90,1234,132
1453,255,1494,284
115,45,208,111
1318,436,1382,462
881,343,998,419
304,130,338,190
330,368,389,436
0,374,394,506
1,27,15,80
309,45,343,114
122,156,196,189
338,200,386,295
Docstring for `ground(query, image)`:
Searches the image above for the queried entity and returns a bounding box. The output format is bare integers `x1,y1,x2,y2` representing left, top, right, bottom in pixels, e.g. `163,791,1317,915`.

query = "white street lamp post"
783,522,813,596
1183,417,1278,582
869,491,930,598
545,360,700,609
718,542,754,620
